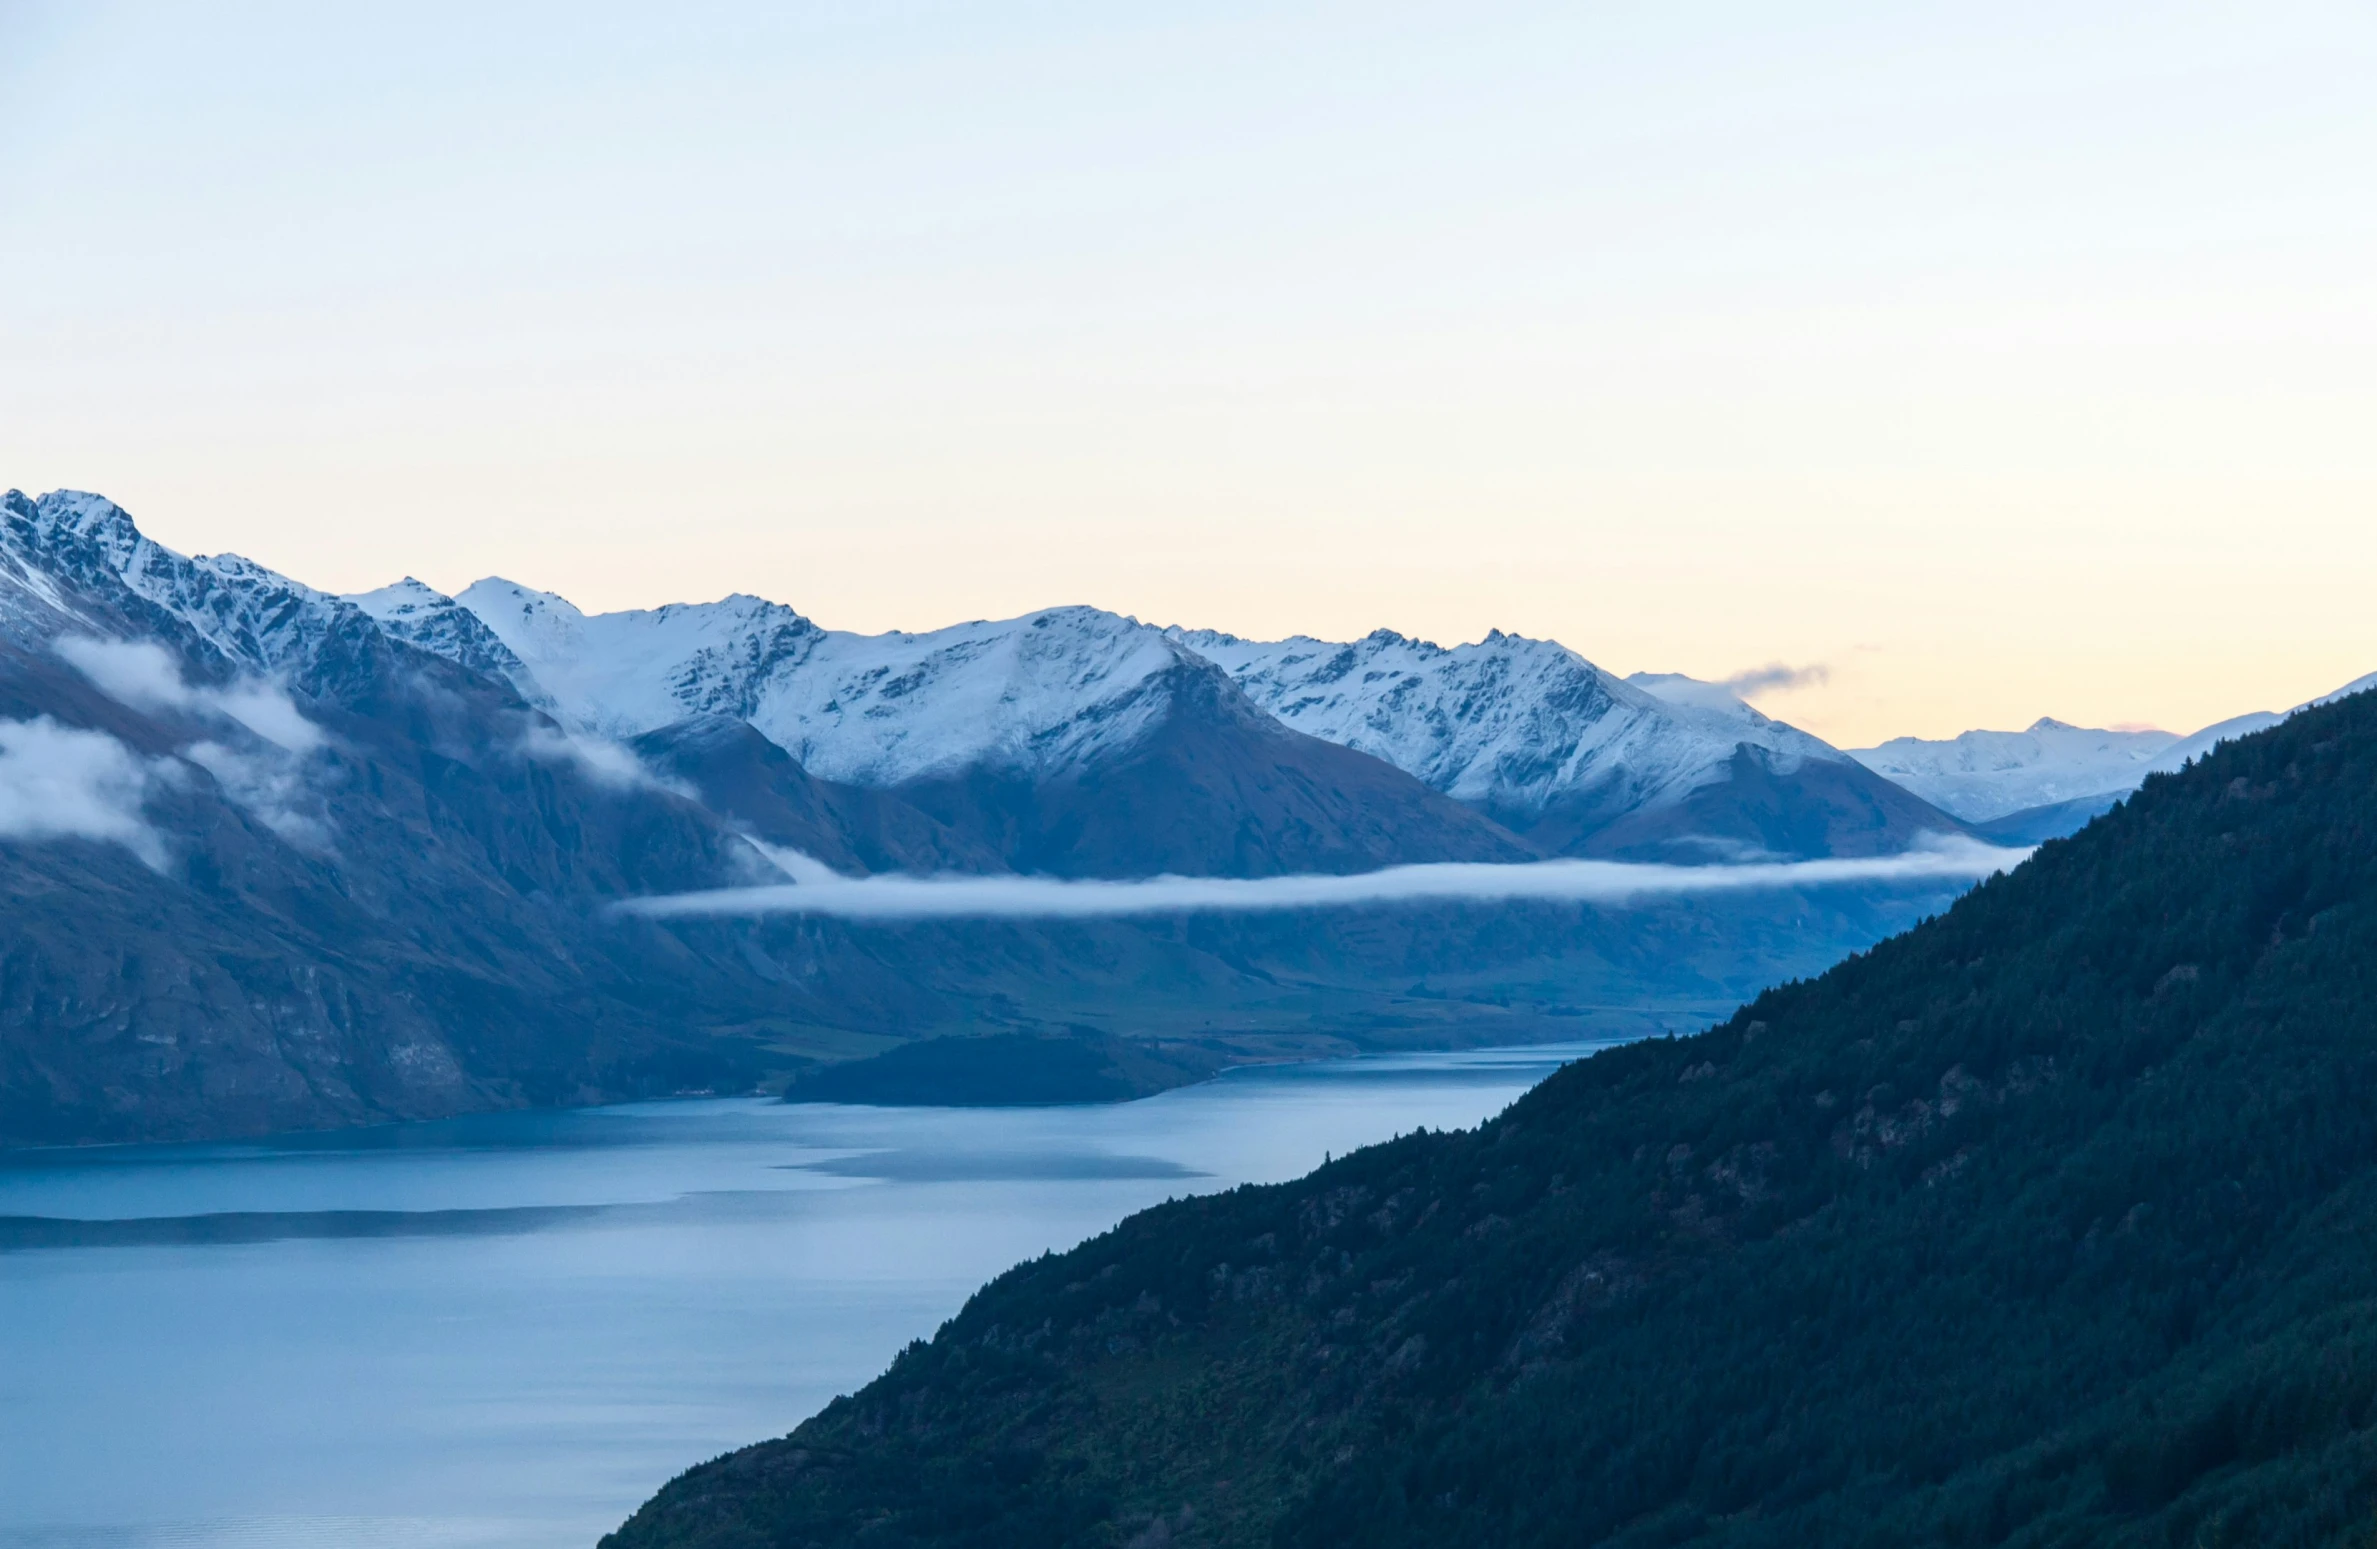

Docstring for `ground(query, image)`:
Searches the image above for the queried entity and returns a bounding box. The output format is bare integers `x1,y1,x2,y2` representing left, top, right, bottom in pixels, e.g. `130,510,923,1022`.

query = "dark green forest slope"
609,688,2377,1549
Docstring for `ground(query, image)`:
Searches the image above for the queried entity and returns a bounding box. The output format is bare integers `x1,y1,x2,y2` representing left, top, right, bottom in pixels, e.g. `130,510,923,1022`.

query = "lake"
0,1040,1620,1549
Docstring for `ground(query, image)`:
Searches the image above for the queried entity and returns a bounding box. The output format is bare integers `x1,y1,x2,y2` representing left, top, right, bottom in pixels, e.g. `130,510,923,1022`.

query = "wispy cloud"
57,637,324,753
1722,661,1830,697
0,716,172,869
620,838,2023,923
518,722,694,798
58,637,332,844
182,740,334,850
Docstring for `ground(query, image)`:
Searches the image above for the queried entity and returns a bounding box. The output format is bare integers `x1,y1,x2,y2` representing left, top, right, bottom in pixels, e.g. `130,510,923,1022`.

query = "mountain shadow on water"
607,685,2377,1549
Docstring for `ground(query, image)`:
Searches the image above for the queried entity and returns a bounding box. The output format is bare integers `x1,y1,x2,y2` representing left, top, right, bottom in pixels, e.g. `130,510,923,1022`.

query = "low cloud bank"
622,837,2025,923
0,716,171,869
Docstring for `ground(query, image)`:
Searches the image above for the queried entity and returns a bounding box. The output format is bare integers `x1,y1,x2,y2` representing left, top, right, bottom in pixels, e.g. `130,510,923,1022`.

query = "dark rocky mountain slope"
0,615,791,1146
880,660,1537,879
1530,741,1969,861
609,685,2377,1549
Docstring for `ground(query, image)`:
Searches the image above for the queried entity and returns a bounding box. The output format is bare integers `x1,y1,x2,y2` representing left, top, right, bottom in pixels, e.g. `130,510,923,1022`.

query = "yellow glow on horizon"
3,4,2371,749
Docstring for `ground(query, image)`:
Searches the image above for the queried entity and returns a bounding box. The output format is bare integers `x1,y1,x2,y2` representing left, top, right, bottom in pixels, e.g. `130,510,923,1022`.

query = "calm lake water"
0,1040,1619,1549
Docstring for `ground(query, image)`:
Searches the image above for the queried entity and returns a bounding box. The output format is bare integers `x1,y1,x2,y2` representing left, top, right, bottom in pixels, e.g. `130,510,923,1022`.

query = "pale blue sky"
3,2,2372,742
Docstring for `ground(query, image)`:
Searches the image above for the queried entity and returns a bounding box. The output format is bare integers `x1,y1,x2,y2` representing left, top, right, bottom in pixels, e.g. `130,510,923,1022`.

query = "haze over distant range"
2,4,2372,746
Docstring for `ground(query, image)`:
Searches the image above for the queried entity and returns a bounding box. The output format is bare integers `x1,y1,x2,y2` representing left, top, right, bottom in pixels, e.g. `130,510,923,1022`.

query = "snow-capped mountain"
397,588,1970,860
0,489,820,1144
1167,628,1958,857
347,577,549,706
1854,673,2377,831
1168,628,1823,821
1846,720,2182,824
2,488,365,679
0,489,1985,866
450,582,1197,786
430,582,1530,876
0,488,1996,1146
0,494,1523,882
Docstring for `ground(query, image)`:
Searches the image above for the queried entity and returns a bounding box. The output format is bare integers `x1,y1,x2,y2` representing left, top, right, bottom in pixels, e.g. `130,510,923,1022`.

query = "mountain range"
362,556,2353,862
1846,672,2377,840
0,487,2346,1146
365,575,1961,868
607,663,2377,1549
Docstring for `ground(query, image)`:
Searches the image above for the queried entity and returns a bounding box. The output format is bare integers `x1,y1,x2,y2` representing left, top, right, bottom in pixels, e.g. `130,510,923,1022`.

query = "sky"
2,2,2372,746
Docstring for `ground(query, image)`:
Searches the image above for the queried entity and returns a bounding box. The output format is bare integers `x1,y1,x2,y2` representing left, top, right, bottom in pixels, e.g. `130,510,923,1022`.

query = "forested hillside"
610,686,2377,1548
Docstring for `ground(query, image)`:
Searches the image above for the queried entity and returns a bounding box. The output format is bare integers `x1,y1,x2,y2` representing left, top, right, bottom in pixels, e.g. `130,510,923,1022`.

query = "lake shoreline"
1,1040,1630,1548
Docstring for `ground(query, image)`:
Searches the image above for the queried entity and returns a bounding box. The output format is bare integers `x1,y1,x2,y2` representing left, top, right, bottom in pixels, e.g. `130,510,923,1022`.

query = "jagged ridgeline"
608,686,2377,1548
0,489,1981,1146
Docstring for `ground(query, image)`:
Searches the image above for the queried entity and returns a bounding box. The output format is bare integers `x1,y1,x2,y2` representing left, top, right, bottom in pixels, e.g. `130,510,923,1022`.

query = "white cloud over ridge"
0,716,172,869
56,637,323,753
518,721,694,798
182,740,333,850
56,636,334,845
622,838,2025,923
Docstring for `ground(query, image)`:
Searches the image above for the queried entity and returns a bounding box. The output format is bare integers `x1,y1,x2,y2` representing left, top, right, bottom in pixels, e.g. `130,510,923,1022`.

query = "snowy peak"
0,491,105,638
1848,672,2377,829
1847,721,2180,823
1625,671,1760,718
345,578,547,706
346,575,461,625
456,579,827,743
4,492,568,729
1623,671,1837,753
0,488,2006,864
1172,627,1839,826
751,606,1205,786
1,489,367,681
445,586,1212,787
